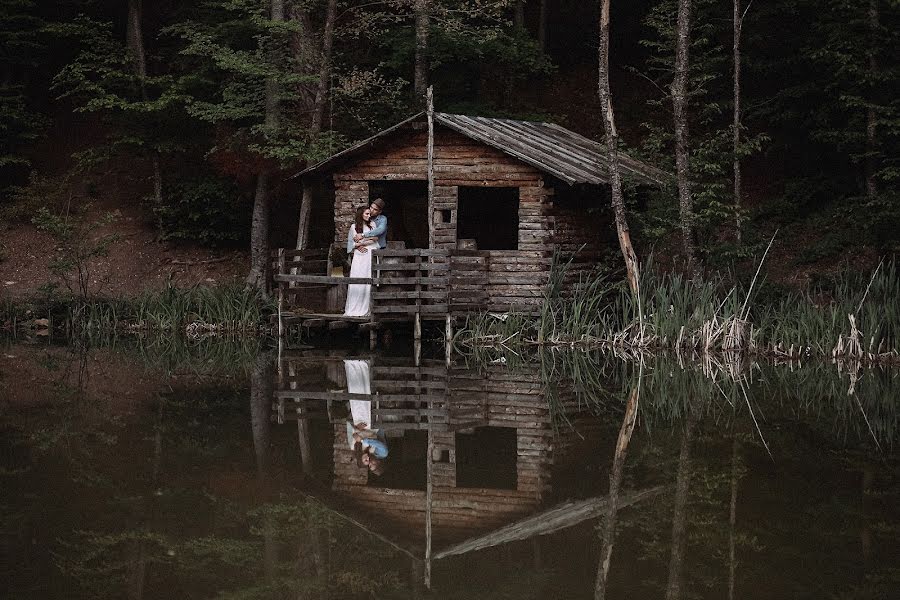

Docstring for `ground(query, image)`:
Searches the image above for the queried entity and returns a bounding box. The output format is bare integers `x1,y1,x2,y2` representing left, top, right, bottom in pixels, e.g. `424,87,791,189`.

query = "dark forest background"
1,0,898,279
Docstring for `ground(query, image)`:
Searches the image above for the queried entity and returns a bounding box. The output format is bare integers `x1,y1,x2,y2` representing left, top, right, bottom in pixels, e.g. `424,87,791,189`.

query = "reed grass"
455,253,900,364
48,283,275,337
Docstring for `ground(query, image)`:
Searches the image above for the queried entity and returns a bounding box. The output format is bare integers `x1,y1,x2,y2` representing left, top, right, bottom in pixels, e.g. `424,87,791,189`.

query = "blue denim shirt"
363,215,387,249
362,438,389,459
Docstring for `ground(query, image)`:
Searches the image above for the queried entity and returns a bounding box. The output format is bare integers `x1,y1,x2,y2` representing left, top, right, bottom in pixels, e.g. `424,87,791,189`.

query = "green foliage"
32,206,120,300
0,0,48,198
155,171,251,244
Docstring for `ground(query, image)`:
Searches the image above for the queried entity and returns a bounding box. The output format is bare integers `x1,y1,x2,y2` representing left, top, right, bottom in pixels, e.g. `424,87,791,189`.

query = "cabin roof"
294,112,668,187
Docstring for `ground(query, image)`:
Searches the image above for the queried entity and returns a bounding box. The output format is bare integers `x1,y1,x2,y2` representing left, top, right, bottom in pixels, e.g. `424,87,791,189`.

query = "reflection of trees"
664,406,697,600
594,384,640,600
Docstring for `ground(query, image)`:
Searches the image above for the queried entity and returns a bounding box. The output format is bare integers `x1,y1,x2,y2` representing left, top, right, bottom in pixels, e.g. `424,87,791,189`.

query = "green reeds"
65,283,274,336
456,253,900,364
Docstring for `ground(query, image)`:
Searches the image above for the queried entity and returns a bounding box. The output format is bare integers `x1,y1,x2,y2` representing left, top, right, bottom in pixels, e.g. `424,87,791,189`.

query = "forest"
1,0,898,302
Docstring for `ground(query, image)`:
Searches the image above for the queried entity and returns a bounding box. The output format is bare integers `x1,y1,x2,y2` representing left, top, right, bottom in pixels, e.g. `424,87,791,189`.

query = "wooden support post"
424,408,434,589
276,248,285,340
426,86,435,249
369,327,377,351
445,314,452,366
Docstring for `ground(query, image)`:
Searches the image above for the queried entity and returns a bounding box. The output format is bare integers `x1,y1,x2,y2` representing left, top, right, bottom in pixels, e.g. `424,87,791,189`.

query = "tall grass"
66,283,274,336
455,254,900,364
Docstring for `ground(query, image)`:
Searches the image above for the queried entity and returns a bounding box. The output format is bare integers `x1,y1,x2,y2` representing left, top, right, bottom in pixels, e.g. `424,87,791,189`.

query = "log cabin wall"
329,365,554,544
331,125,556,310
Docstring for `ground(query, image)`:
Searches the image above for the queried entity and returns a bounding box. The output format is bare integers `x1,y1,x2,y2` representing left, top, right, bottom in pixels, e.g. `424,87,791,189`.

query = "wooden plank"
275,274,374,284
372,305,448,315
275,391,447,402
373,263,449,271
372,291,448,300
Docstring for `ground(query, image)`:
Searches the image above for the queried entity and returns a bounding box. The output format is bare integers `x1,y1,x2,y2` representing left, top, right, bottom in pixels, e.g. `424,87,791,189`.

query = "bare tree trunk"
414,0,430,98
310,0,337,135
672,0,700,276
665,410,697,600
865,0,879,199
248,171,272,292
247,0,284,292
594,383,640,600
126,0,163,210
514,1,525,29
598,0,640,295
538,0,547,51
295,180,314,251
732,0,742,244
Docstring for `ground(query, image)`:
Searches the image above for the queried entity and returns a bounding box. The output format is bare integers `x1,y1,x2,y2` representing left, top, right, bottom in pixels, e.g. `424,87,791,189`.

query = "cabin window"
368,180,429,249
440,209,452,224
455,427,517,490
457,187,519,250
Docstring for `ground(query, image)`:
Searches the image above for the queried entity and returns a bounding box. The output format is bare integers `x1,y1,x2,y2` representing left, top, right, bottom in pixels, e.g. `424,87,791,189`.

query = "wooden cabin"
275,113,665,332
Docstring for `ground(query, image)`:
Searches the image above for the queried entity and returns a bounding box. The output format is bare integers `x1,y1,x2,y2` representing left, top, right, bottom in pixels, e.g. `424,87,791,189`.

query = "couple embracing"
343,198,387,317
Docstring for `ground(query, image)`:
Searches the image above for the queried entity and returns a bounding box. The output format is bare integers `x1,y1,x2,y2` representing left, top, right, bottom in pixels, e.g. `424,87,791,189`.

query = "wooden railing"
271,247,547,321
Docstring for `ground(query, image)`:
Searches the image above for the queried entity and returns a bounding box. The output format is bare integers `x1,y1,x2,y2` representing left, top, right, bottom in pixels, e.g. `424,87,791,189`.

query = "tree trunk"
865,0,878,199
594,384,640,600
414,0,430,98
126,0,163,210
295,180,314,251
247,0,284,292
248,172,272,292
672,0,700,276
310,0,337,135
598,0,640,295
732,0,742,244
665,410,697,600
538,0,547,51
514,1,525,30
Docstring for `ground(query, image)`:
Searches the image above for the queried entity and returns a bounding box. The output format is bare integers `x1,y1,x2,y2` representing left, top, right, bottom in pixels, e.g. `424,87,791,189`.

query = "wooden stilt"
369,327,377,350
445,314,452,366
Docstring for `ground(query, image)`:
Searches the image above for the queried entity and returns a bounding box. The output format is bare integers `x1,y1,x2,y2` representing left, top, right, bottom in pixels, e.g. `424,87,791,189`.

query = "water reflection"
1,339,899,598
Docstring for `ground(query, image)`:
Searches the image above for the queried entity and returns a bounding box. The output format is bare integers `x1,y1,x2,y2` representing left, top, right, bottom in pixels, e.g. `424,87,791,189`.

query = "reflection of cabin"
273,354,662,585
274,113,665,331
275,357,554,545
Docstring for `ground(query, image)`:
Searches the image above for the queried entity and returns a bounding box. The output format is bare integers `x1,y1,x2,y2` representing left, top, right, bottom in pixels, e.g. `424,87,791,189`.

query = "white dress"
343,224,373,317
344,359,373,449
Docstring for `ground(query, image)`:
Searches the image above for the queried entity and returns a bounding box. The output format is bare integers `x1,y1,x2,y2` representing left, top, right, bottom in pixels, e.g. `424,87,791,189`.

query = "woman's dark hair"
354,205,369,235
353,441,386,476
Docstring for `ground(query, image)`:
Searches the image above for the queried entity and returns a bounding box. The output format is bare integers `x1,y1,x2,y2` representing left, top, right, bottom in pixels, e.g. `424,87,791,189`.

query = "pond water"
1,337,898,599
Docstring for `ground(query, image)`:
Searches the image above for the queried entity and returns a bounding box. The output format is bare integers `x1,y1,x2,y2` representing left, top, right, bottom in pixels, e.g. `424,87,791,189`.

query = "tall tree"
414,0,431,98
246,0,285,292
865,0,879,200
732,0,743,243
295,0,338,252
672,0,701,275
126,0,163,210
598,0,640,294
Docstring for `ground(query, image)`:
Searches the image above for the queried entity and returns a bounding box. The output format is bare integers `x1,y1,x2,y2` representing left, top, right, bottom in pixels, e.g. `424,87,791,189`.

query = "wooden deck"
272,246,548,339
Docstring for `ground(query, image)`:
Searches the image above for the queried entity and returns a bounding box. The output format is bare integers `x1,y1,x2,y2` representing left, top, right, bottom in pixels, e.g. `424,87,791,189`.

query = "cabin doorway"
457,187,519,250
369,181,429,249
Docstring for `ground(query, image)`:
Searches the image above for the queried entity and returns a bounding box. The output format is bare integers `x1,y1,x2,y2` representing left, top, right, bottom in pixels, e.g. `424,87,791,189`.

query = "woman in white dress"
344,206,378,316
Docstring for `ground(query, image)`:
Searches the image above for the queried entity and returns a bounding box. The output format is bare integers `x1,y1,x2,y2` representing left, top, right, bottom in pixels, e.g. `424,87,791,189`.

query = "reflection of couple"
343,198,387,317
344,359,388,475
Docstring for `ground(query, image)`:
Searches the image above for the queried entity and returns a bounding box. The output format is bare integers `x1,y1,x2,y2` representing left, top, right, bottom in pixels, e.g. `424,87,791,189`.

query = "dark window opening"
441,209,452,224
369,181,429,249
367,429,427,490
457,187,519,250
455,427,517,489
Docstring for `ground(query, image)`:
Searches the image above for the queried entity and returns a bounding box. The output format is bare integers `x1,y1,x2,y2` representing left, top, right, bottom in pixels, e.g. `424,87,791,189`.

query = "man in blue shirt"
355,197,387,249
